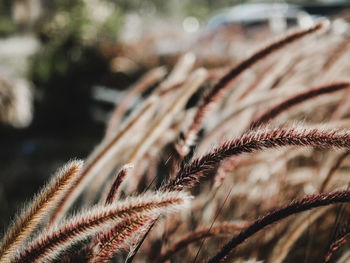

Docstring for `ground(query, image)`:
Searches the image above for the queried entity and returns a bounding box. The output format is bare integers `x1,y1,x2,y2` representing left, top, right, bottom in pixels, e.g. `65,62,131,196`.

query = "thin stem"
249,82,350,129
156,221,247,263
208,190,350,263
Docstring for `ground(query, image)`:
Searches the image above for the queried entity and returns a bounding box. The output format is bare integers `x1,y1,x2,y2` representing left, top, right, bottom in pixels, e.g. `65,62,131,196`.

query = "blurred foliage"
32,0,122,81
27,0,122,127
41,0,123,43
0,17,16,35
31,0,122,83
0,1,15,35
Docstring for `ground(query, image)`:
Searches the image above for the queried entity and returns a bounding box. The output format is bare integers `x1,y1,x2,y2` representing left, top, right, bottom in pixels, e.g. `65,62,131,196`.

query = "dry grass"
2,19,350,263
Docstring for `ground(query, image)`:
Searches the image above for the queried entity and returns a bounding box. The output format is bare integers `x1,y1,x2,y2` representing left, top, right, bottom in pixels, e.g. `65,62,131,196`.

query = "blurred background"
0,0,349,231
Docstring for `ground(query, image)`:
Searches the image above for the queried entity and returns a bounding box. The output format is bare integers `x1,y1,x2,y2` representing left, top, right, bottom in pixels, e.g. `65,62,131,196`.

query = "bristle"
0,160,83,263
89,217,154,263
13,191,191,263
168,126,350,191
105,164,134,205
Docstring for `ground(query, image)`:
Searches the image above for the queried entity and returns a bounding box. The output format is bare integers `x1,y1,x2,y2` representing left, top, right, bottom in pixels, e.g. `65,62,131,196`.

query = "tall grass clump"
2,20,350,263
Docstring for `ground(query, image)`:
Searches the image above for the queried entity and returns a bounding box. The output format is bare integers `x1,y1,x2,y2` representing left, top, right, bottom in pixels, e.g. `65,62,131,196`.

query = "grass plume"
3,18,350,263
0,160,83,263
167,126,350,191
13,191,191,263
